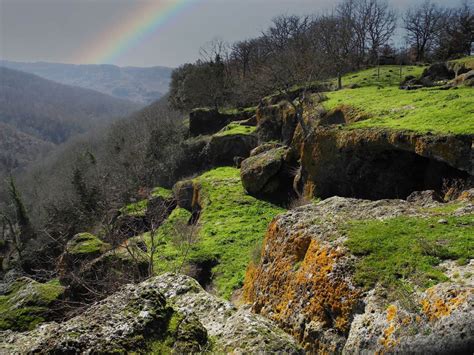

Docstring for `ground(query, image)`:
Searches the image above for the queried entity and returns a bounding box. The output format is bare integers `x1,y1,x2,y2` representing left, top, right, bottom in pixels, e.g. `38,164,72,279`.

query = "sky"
0,0,459,68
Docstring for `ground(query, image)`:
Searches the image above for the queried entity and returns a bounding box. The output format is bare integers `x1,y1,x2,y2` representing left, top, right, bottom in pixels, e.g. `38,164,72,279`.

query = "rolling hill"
0,60,173,104
0,67,140,144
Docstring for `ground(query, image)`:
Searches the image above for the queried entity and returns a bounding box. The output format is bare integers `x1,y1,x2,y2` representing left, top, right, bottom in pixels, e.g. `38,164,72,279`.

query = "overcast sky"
0,0,460,68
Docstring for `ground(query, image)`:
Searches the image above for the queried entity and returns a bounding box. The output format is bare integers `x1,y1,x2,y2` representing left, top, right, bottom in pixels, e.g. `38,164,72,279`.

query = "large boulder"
205,131,258,166
240,144,297,199
256,102,298,144
151,273,302,353
0,277,65,331
0,277,207,353
1,273,301,354
243,196,474,353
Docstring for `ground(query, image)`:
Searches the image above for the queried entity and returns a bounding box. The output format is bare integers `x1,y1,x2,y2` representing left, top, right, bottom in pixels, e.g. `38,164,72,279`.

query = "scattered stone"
438,218,448,224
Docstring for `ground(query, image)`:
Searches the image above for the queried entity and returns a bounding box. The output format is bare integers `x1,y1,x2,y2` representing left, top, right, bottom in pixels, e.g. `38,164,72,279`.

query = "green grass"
338,65,426,88
120,199,148,217
67,232,110,255
323,86,474,134
214,122,256,137
449,56,474,70
0,278,65,331
143,167,284,298
151,186,173,199
345,215,474,297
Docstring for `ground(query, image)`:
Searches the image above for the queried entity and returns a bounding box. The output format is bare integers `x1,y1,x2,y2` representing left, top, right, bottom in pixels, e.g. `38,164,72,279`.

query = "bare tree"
403,0,446,61
436,1,473,59
317,12,358,89
358,0,397,63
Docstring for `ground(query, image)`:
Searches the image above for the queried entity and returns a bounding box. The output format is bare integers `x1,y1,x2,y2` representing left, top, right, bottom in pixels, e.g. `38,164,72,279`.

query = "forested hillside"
0,67,141,175
0,61,173,104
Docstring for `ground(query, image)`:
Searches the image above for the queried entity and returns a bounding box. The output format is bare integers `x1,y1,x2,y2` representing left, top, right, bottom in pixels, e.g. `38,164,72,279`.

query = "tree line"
169,0,473,110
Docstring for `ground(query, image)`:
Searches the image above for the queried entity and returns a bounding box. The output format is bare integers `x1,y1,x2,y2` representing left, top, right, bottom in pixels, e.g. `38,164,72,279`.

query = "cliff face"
296,127,472,199
243,196,474,353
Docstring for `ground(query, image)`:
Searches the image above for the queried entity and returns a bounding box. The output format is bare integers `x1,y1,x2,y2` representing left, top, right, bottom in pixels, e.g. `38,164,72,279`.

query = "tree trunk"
337,73,342,90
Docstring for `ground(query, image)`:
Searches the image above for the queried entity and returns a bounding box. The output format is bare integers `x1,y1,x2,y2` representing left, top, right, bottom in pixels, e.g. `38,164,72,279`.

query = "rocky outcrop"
152,273,302,353
256,102,298,144
243,196,473,353
344,280,473,354
0,277,65,331
1,273,301,353
205,131,258,166
189,108,255,136
296,126,472,199
240,143,297,199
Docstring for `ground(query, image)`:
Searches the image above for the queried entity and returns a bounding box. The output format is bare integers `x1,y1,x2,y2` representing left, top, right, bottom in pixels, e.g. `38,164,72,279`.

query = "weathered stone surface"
153,273,302,353
172,179,198,211
0,277,65,331
240,144,296,198
205,131,258,166
344,278,474,354
189,108,254,136
296,126,472,199
243,197,473,353
256,102,298,144
407,190,443,206
0,277,207,353
1,273,301,354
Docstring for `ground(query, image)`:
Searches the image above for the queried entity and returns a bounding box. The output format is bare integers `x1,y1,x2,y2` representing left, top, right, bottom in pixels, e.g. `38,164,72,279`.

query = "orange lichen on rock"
421,287,471,321
378,305,399,351
244,218,360,351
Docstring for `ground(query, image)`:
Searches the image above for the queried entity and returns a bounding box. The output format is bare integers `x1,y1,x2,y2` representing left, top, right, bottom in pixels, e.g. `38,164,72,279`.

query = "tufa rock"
189,108,255,137
1,273,301,354
204,131,258,166
243,196,474,352
240,144,297,199
0,277,65,331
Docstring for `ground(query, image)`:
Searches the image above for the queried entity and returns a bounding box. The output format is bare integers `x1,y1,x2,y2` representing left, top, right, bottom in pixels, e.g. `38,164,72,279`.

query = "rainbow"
77,0,197,65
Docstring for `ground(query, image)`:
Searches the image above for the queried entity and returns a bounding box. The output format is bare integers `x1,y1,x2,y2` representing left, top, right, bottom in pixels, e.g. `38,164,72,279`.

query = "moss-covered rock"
256,101,298,144
189,107,255,137
0,277,207,353
240,144,297,200
296,126,472,200
0,277,65,331
243,196,473,353
65,232,111,257
1,274,301,353
205,129,258,166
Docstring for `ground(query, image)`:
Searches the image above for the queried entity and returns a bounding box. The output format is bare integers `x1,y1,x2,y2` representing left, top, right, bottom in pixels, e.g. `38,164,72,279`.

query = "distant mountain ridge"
0,60,173,104
0,67,140,172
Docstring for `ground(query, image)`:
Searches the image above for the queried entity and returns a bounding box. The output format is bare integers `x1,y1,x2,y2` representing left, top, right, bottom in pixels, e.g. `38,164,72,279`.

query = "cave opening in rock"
316,149,470,200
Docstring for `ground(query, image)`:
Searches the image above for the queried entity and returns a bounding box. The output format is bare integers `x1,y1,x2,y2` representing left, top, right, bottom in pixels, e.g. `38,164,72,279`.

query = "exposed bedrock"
1,273,302,354
295,127,472,200
243,196,474,353
189,108,255,136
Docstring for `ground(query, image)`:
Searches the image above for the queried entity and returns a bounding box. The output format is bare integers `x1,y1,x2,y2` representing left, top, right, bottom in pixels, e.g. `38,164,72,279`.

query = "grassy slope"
322,62,474,135
338,65,425,88
345,207,473,298
145,167,284,298
214,122,256,137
